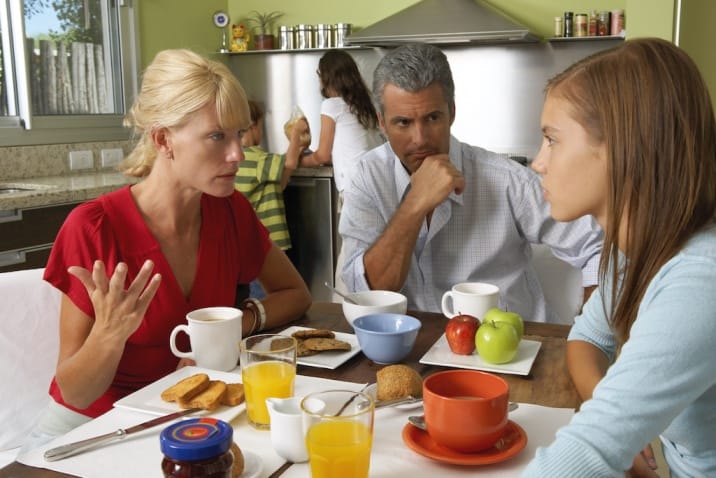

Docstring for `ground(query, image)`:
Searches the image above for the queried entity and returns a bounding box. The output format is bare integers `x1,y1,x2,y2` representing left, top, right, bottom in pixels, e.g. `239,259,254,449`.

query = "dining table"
1,302,580,478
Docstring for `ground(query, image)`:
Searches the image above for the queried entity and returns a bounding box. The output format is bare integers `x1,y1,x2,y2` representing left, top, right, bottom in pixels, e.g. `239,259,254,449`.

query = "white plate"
113,366,245,422
419,334,541,376
241,450,262,478
364,383,423,410
278,325,361,369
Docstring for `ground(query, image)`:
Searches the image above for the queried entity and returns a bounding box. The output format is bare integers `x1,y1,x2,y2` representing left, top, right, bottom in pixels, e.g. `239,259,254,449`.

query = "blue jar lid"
160,418,233,461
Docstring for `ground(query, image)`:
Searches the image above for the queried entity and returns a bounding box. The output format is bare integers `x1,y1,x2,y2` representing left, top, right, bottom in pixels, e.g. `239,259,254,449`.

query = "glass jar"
598,11,610,36
610,9,625,36
160,418,234,478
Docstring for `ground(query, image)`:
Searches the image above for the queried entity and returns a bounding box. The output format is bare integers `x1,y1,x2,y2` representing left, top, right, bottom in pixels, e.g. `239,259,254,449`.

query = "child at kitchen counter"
299,50,384,298
21,49,311,451
236,100,309,297
524,38,716,477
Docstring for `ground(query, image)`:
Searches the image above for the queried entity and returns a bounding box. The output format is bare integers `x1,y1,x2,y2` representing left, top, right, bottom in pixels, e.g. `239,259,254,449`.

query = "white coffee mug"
441,282,500,319
169,307,242,371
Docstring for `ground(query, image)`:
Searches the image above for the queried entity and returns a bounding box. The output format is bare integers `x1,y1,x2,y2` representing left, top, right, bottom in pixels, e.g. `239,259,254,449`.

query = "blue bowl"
352,313,422,364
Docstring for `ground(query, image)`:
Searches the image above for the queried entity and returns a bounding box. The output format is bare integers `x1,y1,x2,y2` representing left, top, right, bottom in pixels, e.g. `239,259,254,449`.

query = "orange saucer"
402,419,527,465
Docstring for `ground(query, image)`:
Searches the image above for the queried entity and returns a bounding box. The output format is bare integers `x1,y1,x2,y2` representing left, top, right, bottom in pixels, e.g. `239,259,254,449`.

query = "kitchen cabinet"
0,202,80,272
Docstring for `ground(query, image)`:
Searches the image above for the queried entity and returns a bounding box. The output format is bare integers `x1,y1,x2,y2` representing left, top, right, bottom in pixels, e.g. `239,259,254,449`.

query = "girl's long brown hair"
546,38,716,346
318,50,378,130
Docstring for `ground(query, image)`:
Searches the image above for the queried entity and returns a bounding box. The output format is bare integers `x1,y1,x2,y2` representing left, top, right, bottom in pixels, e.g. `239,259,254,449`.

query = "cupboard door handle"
0,209,23,223
0,250,27,267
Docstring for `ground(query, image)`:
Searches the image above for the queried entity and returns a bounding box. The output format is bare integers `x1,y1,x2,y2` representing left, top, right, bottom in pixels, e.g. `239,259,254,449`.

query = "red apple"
445,314,480,355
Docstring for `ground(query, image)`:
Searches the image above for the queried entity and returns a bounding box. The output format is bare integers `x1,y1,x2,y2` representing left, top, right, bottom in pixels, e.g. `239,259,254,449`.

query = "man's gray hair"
372,43,455,114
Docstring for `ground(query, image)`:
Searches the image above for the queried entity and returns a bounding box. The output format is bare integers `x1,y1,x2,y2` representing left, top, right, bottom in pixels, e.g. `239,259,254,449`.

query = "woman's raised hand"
68,260,161,342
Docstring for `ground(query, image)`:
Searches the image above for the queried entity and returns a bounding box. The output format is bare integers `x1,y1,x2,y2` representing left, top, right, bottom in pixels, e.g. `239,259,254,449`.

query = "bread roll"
284,117,311,146
376,364,422,401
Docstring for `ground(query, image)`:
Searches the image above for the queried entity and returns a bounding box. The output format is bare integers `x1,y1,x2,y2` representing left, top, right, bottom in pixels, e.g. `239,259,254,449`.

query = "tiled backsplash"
0,140,134,181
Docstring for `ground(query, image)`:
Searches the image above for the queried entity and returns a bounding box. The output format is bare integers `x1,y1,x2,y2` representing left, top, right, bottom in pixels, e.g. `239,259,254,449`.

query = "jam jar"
160,418,234,478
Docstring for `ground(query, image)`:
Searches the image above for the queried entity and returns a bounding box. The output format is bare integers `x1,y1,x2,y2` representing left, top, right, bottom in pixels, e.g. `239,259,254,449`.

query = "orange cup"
422,370,509,453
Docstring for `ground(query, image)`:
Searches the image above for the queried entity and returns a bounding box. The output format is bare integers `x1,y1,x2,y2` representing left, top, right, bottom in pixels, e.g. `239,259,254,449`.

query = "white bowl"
342,290,408,327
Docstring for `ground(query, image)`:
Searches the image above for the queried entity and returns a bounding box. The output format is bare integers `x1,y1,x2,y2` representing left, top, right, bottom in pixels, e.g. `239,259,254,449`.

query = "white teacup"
441,282,499,320
169,307,242,371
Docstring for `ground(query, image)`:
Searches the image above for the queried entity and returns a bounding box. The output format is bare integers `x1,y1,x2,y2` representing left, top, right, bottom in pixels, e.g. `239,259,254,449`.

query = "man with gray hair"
339,43,603,322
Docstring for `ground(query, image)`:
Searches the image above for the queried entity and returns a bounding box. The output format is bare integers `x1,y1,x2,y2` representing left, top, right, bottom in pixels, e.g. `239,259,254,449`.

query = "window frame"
0,0,140,146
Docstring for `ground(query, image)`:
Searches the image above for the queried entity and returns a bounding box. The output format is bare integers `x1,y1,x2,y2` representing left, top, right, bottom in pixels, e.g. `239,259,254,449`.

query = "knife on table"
44,408,201,461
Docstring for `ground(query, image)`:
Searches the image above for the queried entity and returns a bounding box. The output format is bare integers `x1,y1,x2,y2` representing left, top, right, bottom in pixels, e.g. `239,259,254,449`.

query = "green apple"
483,307,524,340
475,320,520,364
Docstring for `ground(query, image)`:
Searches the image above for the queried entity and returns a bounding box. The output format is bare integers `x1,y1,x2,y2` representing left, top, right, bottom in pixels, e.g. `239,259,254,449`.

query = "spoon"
323,282,359,305
408,403,519,431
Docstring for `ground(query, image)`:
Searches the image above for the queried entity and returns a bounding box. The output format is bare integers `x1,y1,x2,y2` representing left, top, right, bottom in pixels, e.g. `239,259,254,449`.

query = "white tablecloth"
18,374,574,477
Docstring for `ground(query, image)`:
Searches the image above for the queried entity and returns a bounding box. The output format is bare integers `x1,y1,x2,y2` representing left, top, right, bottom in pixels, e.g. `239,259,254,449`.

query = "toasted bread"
376,365,422,401
160,373,210,402
222,383,245,406
178,380,227,411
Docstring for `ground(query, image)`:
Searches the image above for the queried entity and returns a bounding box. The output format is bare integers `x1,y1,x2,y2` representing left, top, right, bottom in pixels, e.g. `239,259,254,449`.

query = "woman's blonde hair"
120,49,249,177
546,38,716,345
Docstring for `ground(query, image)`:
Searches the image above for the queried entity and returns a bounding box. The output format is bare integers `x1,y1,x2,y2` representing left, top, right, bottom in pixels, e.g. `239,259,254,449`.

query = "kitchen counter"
0,166,333,211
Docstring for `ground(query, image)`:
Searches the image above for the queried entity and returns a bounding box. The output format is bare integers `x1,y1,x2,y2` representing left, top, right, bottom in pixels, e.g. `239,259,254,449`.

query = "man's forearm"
363,203,426,291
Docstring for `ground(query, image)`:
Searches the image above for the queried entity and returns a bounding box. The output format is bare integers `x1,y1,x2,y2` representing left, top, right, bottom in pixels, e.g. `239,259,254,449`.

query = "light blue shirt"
523,226,716,477
339,136,603,323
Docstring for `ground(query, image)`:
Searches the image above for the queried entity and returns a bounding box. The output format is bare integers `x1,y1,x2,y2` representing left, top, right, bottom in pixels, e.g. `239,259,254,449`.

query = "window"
0,0,139,146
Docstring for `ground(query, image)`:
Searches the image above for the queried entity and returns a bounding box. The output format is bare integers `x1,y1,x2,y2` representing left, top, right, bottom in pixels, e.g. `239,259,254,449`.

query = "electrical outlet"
101,148,124,168
68,150,93,170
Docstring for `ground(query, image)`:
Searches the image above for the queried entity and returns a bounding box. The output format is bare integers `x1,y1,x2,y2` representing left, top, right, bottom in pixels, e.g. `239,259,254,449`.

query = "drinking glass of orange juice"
240,334,297,430
301,389,375,478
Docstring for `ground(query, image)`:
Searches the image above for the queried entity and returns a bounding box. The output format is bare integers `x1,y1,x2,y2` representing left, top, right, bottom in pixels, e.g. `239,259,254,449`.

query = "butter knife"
44,407,201,461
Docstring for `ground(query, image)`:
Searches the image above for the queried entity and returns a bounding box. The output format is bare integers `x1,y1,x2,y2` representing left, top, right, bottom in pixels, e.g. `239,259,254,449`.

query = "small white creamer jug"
266,396,323,463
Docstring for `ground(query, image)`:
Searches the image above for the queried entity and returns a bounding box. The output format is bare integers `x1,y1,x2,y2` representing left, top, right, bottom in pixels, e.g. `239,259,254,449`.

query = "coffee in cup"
169,307,242,371
422,369,509,452
441,282,499,320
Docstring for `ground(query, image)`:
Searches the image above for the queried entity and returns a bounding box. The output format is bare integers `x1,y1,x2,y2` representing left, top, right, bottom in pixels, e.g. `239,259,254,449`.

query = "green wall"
137,0,714,108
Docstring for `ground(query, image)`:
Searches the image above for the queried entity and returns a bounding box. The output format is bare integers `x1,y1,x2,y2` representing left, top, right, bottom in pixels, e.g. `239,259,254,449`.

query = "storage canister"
160,418,234,478
598,11,610,36
553,16,562,37
563,12,573,38
279,25,294,50
610,9,625,36
334,23,352,47
575,13,588,37
315,24,331,48
296,24,314,49
588,10,598,36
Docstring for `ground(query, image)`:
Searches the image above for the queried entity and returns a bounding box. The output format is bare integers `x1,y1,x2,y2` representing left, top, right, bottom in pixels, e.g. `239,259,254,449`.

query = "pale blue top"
523,225,716,477
339,136,603,322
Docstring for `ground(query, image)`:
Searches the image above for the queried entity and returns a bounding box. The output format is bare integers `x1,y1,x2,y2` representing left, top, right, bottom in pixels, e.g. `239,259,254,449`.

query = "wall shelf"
548,35,625,42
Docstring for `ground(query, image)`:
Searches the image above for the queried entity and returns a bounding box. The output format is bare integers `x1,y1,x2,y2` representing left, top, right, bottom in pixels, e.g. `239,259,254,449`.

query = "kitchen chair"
530,244,583,325
0,268,61,466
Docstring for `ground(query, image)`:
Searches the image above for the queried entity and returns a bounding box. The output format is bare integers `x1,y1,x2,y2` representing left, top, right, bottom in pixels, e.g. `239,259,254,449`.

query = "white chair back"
0,268,61,453
531,244,583,325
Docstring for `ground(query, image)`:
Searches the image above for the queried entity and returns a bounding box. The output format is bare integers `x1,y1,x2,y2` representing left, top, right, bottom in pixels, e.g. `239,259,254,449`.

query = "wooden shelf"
548,35,624,42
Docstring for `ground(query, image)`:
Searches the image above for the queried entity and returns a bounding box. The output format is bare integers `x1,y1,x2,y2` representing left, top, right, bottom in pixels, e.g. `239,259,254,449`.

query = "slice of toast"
178,380,227,411
221,383,245,406
160,373,210,402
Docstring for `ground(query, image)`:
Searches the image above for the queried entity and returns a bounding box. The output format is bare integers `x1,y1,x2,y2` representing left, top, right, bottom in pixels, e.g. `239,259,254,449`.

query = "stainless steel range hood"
346,0,539,46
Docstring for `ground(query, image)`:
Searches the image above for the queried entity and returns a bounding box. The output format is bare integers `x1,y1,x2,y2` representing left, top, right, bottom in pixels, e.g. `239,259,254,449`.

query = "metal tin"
563,12,573,38
553,16,562,37
334,23,352,47
315,24,331,48
296,24,314,49
598,11,610,36
575,14,588,37
279,25,294,50
610,9,625,36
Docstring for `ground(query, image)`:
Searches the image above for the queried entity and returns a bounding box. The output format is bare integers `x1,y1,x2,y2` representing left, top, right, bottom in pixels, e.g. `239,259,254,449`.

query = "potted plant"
246,10,284,50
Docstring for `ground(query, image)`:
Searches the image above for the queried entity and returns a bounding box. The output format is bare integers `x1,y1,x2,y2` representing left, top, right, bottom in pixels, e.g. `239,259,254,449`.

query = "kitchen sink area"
0,183,57,195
